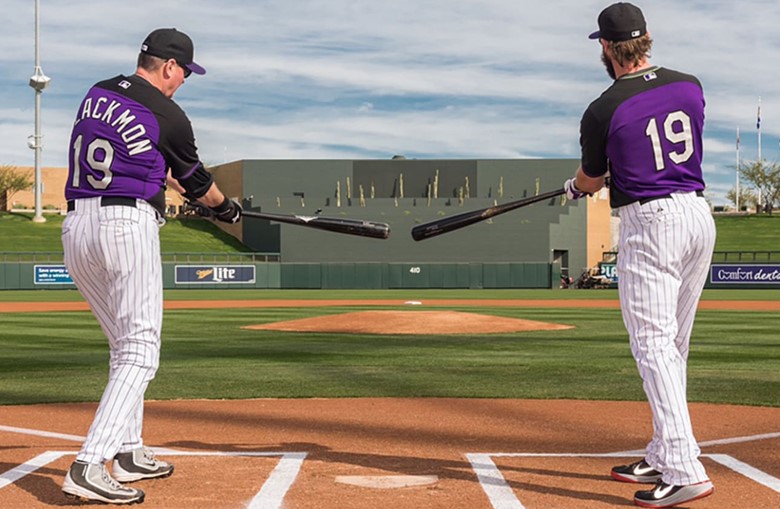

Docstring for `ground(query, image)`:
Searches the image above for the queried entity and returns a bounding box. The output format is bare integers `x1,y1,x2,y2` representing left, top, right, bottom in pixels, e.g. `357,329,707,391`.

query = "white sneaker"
634,479,714,508
113,447,174,482
63,460,144,504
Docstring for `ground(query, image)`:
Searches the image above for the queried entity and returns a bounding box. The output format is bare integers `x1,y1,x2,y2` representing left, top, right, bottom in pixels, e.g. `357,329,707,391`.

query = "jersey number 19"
645,111,694,171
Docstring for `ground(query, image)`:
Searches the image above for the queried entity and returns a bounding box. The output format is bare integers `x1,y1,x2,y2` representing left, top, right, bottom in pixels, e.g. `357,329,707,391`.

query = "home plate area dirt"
243,310,573,334
0,399,778,509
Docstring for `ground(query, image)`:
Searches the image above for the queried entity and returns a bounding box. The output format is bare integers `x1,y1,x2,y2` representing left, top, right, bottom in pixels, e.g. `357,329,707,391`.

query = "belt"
66,196,137,212
638,189,704,205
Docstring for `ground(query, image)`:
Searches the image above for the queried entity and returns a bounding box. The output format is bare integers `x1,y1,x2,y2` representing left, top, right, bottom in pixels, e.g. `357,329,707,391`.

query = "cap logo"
141,44,148,51
631,30,641,37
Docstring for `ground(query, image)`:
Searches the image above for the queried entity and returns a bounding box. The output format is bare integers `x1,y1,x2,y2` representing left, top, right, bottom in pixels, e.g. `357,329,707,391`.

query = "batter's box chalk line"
0,425,306,509
467,430,780,509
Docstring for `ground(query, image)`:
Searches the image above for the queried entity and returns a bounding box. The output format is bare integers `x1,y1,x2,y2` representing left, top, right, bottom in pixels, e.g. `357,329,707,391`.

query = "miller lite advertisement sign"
175,265,256,285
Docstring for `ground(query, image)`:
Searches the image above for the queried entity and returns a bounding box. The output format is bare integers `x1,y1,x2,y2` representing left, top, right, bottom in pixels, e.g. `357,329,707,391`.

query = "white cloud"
2,0,778,205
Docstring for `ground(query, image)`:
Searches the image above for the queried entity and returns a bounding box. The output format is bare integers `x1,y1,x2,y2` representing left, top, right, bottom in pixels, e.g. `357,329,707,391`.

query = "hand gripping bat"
410,188,565,241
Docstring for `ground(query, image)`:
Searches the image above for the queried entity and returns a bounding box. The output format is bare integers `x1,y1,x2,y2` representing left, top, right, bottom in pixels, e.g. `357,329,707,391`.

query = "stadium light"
28,0,49,223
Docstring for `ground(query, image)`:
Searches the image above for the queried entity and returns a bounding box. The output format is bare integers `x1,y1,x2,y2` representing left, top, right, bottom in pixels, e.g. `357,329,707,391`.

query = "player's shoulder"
654,67,702,88
94,74,188,117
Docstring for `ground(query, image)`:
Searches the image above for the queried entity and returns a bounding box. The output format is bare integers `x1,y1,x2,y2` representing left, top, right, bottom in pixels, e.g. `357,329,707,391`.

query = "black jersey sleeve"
579,105,610,178
178,162,214,199
159,107,203,181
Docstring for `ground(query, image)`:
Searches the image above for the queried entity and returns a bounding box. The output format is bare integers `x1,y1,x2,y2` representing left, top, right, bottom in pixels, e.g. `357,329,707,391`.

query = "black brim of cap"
588,30,600,39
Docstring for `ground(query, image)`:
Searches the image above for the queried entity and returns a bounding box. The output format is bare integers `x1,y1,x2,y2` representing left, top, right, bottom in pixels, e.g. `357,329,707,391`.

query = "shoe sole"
634,484,714,508
611,471,663,483
63,488,144,505
113,466,174,483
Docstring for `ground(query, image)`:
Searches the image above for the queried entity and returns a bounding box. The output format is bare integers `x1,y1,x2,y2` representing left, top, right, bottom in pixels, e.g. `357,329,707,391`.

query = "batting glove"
212,197,242,224
564,178,587,200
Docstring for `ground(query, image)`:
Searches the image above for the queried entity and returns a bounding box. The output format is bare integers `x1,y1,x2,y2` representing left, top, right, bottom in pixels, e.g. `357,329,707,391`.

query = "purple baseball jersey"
580,66,706,207
66,74,202,213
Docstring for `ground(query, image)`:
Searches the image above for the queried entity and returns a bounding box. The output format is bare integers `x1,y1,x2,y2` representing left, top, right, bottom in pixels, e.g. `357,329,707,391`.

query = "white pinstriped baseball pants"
617,191,715,486
62,197,164,465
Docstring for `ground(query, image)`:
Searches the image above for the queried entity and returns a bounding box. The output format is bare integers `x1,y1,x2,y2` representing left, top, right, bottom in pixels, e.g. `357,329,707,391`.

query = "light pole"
28,0,50,223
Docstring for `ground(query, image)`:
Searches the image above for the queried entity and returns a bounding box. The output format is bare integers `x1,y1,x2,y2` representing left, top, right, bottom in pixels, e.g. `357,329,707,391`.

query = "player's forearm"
575,167,605,194
193,183,230,208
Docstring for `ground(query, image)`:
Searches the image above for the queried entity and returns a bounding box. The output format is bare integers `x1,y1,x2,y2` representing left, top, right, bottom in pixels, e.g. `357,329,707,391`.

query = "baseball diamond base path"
0,399,778,509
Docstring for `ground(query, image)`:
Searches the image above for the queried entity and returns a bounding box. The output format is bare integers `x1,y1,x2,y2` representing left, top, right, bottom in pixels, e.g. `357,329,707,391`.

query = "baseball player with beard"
61,28,241,504
564,3,716,508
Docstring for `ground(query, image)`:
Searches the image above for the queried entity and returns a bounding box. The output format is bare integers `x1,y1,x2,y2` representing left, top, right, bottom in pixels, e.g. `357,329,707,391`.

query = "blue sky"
2,0,779,206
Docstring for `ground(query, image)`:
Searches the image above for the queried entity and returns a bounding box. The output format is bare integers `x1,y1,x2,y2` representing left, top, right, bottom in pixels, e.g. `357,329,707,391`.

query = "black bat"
242,210,390,239
182,201,390,239
411,188,566,241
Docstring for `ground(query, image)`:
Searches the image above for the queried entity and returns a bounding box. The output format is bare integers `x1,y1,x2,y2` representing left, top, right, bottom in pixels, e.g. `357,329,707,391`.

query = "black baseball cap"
588,2,647,42
140,28,206,76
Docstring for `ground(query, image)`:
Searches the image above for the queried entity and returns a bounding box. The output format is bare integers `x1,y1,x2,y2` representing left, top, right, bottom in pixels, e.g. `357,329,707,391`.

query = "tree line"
727,161,780,214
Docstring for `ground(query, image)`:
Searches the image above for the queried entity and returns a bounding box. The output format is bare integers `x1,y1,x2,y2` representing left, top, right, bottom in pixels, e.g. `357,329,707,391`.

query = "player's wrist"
211,196,231,213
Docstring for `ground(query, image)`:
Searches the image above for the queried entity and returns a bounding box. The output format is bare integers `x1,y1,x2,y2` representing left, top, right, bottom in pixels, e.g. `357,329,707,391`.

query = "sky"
2,0,779,206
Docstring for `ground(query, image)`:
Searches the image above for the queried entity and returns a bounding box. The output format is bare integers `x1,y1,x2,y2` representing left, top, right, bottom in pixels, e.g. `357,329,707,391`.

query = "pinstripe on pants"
62,197,164,464
617,191,716,486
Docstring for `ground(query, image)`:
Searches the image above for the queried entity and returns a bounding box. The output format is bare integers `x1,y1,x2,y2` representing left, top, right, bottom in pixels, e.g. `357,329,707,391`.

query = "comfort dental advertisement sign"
710,264,780,285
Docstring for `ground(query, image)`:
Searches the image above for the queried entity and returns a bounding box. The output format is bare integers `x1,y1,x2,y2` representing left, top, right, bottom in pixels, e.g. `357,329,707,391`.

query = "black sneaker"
63,460,145,504
611,459,663,483
113,447,174,482
634,480,714,508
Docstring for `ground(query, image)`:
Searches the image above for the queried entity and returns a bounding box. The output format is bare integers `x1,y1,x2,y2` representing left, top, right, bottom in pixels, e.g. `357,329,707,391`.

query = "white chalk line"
612,431,780,456
469,430,780,508
2,424,777,508
0,422,306,509
0,451,68,490
0,424,84,442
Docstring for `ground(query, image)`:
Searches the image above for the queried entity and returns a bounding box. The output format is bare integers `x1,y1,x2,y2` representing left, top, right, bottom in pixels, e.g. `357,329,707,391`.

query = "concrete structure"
210,158,613,278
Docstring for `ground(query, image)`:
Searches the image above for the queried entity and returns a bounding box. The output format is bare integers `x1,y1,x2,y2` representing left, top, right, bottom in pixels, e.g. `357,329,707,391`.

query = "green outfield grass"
0,212,249,253
0,294,777,407
712,214,780,252
1,212,779,254
0,212,778,409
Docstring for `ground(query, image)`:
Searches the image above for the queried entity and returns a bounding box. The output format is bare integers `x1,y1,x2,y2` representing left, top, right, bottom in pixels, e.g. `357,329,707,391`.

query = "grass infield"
0,289,777,407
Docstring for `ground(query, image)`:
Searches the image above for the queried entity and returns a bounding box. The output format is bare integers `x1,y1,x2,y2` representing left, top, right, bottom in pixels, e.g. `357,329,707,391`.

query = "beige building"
4,166,184,215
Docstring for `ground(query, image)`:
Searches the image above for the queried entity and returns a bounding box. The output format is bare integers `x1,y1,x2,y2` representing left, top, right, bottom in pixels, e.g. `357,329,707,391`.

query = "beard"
601,48,616,80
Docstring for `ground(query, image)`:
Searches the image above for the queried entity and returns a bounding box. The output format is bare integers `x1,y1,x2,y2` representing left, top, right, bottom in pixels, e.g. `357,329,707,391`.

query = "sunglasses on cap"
175,60,192,79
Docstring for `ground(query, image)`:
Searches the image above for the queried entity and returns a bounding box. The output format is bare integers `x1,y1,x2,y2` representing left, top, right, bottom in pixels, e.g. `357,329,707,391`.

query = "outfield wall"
3,259,779,290
0,261,558,290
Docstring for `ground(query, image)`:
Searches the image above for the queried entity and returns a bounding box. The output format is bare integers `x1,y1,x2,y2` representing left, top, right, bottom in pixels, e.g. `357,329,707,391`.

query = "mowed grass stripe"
0,306,777,407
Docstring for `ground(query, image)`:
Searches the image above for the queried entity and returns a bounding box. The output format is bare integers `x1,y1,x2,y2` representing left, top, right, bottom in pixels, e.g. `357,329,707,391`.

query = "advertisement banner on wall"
34,265,74,285
175,265,256,284
710,264,780,284
599,263,618,283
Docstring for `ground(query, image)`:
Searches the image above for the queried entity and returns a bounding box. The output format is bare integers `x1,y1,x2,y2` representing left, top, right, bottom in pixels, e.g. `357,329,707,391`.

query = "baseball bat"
411,188,566,241
243,210,390,239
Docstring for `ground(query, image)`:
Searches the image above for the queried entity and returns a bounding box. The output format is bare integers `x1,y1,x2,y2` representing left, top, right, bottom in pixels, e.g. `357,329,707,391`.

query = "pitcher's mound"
243,310,572,335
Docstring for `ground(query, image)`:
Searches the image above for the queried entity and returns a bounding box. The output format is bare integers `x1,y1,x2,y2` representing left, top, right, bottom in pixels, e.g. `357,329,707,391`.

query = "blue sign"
710,264,780,284
599,263,618,282
34,265,74,285
175,265,256,284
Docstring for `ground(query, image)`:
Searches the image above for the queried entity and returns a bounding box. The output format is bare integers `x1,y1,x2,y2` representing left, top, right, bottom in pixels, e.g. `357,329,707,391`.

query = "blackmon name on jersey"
74,81,153,157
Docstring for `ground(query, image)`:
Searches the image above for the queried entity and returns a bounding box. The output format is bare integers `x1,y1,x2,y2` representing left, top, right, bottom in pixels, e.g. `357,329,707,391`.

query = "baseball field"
0,212,778,508
0,287,778,508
